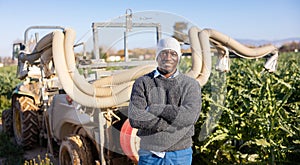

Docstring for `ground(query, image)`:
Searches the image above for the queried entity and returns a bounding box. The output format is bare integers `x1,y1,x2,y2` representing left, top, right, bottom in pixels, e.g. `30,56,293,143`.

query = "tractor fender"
12,81,41,106
47,94,93,141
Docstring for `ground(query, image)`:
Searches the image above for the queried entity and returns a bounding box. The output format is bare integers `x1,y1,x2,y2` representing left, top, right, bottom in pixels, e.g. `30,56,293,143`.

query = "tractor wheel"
12,96,39,149
1,108,13,136
59,135,94,165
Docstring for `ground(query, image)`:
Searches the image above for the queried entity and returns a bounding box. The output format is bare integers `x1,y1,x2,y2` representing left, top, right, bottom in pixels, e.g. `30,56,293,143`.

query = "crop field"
0,52,299,164
192,52,300,164
0,65,20,114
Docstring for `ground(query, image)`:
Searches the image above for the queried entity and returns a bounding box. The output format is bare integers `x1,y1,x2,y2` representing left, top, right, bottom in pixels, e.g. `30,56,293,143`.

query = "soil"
0,120,59,164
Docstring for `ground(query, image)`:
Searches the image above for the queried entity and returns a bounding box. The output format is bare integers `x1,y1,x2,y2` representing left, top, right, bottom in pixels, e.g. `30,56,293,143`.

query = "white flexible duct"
196,30,212,86
64,28,131,97
185,26,202,78
204,28,277,58
92,65,156,87
50,26,278,107
52,31,133,108
63,28,156,97
185,27,212,86
187,27,278,86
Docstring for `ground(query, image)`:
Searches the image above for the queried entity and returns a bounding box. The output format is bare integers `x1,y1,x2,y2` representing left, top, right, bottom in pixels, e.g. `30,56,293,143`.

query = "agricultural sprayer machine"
1,10,278,165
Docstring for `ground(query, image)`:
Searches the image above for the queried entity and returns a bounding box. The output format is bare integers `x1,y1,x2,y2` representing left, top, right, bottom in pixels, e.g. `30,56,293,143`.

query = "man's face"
157,49,179,74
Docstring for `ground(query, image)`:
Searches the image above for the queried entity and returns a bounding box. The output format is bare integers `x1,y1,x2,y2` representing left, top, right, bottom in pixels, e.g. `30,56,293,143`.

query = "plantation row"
0,66,20,114
0,52,299,164
193,52,300,164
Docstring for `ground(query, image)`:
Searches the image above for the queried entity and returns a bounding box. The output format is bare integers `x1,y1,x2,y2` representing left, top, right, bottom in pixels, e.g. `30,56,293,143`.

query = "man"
128,37,202,165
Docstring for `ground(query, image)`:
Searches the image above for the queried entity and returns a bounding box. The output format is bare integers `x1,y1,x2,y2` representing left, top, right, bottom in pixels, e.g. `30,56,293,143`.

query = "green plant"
193,52,300,164
0,66,20,117
0,132,24,164
24,154,54,165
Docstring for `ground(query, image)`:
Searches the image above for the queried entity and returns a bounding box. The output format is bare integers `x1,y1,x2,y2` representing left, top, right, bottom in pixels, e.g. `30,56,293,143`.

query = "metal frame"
91,9,161,64
24,26,64,46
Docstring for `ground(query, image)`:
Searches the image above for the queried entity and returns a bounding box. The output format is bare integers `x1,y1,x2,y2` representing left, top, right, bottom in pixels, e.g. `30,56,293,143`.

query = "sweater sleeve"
148,80,201,128
170,80,202,128
128,78,169,131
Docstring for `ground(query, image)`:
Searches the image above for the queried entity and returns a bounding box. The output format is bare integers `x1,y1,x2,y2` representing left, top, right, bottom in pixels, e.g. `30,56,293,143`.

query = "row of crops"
0,52,299,164
192,52,300,164
0,66,20,114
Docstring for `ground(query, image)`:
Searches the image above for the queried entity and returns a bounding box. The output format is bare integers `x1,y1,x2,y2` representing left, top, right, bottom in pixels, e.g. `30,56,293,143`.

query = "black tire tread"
59,135,94,165
1,108,13,136
12,96,39,149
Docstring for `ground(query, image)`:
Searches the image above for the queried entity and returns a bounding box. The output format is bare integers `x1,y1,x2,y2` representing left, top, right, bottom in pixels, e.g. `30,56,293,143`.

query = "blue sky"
0,0,299,57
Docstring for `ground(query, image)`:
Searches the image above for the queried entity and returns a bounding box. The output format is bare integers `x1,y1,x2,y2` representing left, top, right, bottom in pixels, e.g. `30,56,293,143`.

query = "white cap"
156,37,182,61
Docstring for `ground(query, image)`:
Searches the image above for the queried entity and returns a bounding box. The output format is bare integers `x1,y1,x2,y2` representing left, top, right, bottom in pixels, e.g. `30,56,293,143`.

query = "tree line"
279,41,300,52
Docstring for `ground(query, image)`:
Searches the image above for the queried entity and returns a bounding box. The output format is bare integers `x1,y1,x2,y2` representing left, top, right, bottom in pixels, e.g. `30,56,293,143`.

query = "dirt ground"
0,120,59,164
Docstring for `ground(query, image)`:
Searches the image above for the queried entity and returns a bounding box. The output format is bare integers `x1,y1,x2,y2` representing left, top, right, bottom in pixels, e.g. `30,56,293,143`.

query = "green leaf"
293,140,300,144
255,139,270,147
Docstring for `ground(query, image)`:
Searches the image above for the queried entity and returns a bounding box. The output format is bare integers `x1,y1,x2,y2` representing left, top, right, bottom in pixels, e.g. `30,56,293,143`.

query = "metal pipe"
92,23,100,60
24,26,64,44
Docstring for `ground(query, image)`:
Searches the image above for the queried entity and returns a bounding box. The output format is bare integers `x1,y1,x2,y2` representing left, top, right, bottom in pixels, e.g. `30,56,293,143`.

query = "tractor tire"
59,135,94,165
1,108,13,136
12,96,39,149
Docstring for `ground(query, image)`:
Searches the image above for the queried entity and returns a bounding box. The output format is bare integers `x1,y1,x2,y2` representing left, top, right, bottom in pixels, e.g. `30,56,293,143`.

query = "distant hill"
236,38,300,47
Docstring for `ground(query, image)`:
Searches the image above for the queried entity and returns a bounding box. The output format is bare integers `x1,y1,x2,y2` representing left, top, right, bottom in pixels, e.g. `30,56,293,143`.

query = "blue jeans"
138,147,192,165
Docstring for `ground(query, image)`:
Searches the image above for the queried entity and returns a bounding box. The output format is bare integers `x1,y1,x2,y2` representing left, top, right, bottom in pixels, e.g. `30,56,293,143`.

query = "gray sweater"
128,70,202,152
